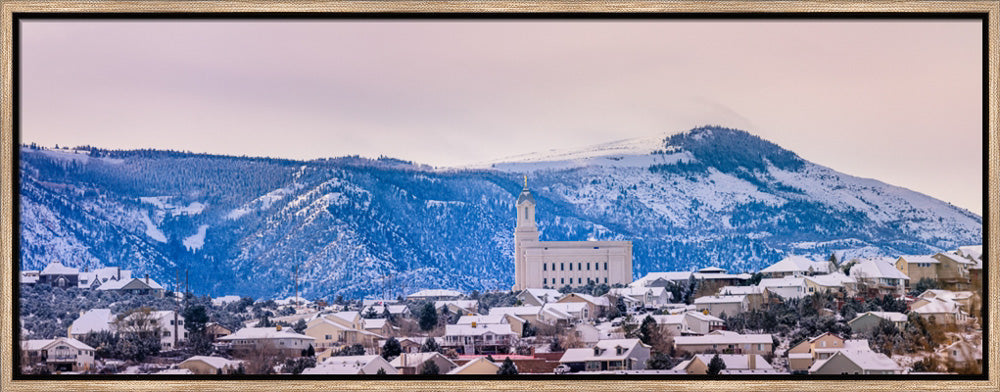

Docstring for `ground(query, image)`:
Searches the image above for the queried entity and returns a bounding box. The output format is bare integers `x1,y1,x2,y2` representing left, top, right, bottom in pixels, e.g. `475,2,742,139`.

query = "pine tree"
421,337,441,353
419,303,438,331
420,359,441,375
707,353,727,375
497,357,518,375
381,337,402,360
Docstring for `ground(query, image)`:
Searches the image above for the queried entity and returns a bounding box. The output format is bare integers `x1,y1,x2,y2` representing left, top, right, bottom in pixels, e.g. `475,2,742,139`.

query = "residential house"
608,286,672,309
218,326,315,357
938,340,982,369
68,308,114,339
20,270,40,285
362,318,395,338
435,300,479,316
96,275,165,297
205,322,232,341
673,354,776,374
558,339,651,372
808,349,901,375
303,355,398,375
458,313,528,336
556,293,610,320
683,311,725,335
77,267,131,290
441,324,516,355
718,285,769,310
39,262,79,288
362,304,411,319
786,332,871,372
850,259,910,297
760,256,833,278
178,356,242,374
673,331,773,356
931,252,976,290
489,306,543,326
914,290,979,316
649,314,687,337
141,310,187,350
804,273,857,298
758,277,807,300
693,295,748,318
20,337,96,373
447,356,502,375
847,312,908,335
516,288,563,306
305,316,382,352
539,302,589,325
894,255,940,286
389,352,458,375
629,272,695,288
910,297,970,325
406,289,462,301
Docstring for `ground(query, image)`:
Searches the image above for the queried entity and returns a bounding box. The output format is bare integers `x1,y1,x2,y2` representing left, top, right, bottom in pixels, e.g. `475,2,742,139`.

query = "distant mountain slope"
18,126,982,299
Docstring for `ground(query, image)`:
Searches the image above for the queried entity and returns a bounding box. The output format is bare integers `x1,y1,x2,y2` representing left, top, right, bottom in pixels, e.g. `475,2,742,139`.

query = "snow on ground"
227,183,305,220
183,225,209,251
139,210,167,243
140,196,206,216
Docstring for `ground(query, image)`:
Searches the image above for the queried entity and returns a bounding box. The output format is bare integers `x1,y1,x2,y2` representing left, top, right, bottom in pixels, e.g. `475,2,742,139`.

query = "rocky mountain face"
18,126,982,299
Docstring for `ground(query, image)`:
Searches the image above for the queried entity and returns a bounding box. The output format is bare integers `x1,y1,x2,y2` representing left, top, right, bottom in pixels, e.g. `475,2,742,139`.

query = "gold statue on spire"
524,174,528,189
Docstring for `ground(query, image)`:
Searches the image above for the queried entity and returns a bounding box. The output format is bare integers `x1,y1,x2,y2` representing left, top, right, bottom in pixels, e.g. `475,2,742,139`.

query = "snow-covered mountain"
18,126,982,299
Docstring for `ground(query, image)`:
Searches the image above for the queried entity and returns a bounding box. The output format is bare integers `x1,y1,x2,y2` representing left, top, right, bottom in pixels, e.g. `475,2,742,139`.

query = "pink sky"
20,20,983,214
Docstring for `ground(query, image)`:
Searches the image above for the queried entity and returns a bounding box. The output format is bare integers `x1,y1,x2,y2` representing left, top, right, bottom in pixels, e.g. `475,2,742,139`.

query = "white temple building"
512,178,633,290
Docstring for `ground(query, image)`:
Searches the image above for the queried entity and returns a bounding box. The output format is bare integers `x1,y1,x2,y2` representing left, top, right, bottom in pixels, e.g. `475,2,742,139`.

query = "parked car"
554,364,571,374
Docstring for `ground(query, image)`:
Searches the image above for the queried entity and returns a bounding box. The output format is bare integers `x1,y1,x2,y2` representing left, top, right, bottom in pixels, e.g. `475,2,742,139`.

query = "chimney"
145,274,149,285
117,267,121,280
749,354,756,369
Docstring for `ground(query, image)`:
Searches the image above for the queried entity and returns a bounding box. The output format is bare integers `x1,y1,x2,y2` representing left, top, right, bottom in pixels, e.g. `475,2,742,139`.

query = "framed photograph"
1,1,996,391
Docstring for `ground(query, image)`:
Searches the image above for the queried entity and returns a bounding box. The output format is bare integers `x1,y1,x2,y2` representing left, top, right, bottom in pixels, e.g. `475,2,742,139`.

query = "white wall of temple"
521,243,632,288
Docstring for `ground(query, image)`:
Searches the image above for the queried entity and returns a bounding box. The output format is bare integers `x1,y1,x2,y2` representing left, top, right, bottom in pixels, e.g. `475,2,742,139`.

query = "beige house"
803,273,857,298
489,306,543,326
759,256,834,278
693,295,748,318
178,356,242,374
556,293,610,320
447,357,502,375
673,331,773,356
896,253,974,291
516,288,563,306
608,286,671,309
850,259,909,297
808,350,901,374
305,317,383,352
218,326,315,357
673,354,776,374
910,297,970,325
390,352,458,375
558,339,651,372
914,290,979,316
786,333,872,372
683,311,725,335
718,286,769,310
20,337,95,373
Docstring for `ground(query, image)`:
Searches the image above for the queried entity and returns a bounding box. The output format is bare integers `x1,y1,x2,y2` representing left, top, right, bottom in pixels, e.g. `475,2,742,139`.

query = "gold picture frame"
1,1,997,391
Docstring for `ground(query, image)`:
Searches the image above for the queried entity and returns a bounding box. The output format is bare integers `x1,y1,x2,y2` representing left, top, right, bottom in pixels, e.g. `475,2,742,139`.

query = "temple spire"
523,174,528,190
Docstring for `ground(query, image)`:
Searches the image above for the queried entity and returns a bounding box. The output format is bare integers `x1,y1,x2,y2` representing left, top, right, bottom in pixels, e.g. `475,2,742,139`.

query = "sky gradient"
20,20,983,214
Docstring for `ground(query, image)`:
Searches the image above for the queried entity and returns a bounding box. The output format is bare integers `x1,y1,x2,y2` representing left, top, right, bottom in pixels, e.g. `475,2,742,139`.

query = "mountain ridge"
18,126,981,299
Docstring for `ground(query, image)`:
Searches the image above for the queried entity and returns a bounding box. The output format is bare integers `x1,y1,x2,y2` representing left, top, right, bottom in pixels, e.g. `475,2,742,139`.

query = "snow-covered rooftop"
218,327,315,341
40,262,79,276
69,308,114,336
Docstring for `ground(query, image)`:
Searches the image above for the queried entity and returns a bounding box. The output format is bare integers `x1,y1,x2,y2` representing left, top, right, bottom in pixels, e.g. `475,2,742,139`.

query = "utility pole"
294,264,299,309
